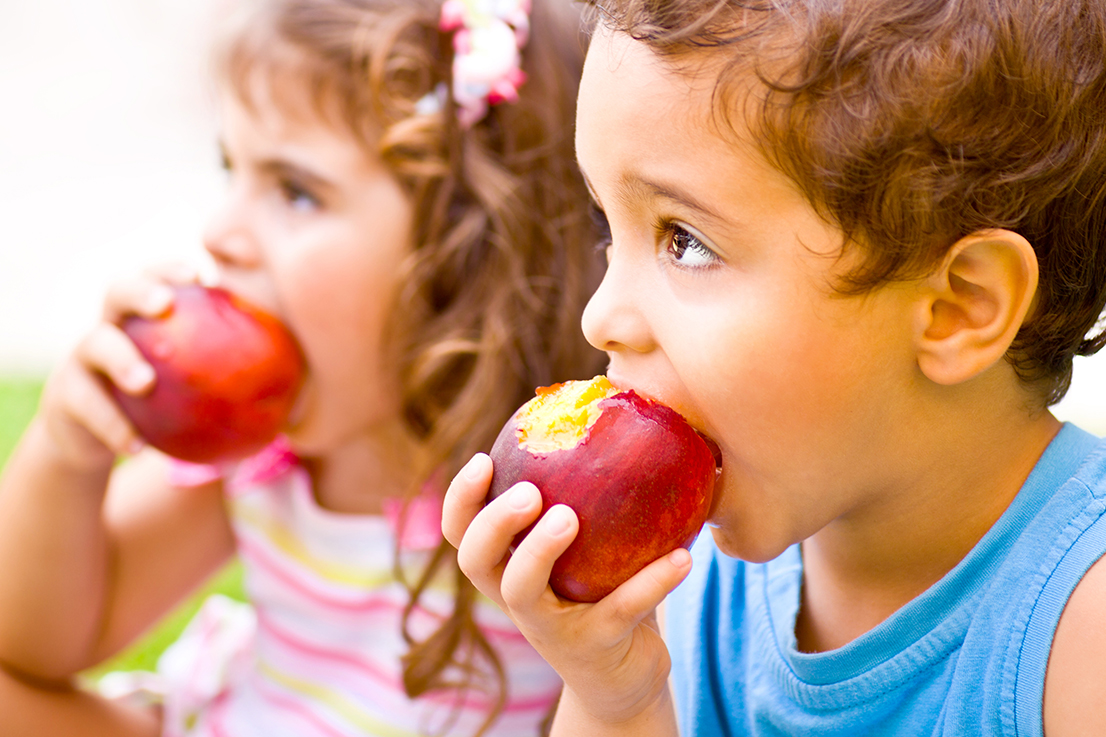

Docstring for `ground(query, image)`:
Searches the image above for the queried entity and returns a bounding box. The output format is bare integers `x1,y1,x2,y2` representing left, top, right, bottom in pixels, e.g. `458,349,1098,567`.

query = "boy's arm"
1042,553,1106,736
550,686,681,737
442,453,689,737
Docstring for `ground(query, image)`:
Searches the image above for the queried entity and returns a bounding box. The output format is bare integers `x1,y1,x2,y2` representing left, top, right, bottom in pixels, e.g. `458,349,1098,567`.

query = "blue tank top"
666,423,1106,736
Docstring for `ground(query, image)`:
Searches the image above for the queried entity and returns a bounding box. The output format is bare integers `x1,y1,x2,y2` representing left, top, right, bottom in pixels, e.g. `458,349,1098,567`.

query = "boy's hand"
442,452,691,731
37,264,198,471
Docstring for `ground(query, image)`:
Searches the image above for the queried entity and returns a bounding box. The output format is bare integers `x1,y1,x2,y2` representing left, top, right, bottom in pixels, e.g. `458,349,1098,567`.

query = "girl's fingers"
441,453,494,548
454,481,544,602
76,324,155,397
101,273,176,324
71,371,145,456
49,362,143,459
142,261,200,285
499,503,579,609
595,547,693,631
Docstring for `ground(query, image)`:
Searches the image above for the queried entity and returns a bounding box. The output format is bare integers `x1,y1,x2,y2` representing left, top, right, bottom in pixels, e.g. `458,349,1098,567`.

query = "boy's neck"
794,406,1062,654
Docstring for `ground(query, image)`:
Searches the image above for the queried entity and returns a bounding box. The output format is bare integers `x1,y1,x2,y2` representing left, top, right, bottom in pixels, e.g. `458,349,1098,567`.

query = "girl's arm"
0,438,234,679
0,271,236,680
442,453,689,737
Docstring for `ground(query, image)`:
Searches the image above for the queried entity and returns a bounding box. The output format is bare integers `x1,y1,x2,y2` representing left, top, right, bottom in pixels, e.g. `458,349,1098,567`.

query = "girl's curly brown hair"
213,0,605,733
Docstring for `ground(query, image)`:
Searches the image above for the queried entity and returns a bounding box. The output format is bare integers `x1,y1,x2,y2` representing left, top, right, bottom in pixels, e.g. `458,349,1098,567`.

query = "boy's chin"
707,523,792,564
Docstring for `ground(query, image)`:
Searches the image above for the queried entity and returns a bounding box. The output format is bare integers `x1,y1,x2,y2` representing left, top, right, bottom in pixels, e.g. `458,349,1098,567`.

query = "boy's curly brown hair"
587,0,1106,406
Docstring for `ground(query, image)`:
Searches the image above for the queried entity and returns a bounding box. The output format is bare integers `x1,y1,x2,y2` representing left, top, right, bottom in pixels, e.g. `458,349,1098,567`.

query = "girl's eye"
667,223,718,268
280,179,320,211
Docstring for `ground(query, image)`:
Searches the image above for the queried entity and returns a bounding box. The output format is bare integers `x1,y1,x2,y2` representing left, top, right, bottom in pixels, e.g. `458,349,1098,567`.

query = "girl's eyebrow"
257,158,333,193
219,137,335,193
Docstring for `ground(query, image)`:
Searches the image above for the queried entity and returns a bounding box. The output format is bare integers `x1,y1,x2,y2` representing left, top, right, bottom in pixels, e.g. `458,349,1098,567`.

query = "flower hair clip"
435,0,531,128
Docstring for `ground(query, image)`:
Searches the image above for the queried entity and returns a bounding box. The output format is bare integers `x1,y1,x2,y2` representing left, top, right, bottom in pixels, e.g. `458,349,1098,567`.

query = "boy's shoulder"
1042,548,1106,736
664,426,1106,734
980,423,1106,735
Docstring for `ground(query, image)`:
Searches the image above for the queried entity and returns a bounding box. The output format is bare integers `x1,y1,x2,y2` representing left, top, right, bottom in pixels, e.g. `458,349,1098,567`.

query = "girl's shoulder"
166,436,298,495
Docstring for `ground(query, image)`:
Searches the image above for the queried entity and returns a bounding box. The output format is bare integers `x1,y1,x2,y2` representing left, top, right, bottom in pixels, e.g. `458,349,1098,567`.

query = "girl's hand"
37,264,199,472
442,453,692,731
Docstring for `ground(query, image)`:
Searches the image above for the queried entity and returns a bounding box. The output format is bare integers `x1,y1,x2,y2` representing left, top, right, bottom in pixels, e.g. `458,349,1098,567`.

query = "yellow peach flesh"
516,375,619,453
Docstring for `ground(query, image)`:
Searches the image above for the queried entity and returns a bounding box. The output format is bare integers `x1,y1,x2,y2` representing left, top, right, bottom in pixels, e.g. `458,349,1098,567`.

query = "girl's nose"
202,195,262,269
581,245,655,355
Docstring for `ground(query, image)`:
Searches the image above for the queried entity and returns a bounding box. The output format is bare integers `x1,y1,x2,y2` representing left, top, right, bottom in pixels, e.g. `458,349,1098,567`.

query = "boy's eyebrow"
620,174,723,222
578,165,723,223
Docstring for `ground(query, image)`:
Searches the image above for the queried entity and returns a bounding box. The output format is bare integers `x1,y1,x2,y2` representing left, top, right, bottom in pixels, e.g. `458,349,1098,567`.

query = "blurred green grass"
0,378,42,463
0,377,245,679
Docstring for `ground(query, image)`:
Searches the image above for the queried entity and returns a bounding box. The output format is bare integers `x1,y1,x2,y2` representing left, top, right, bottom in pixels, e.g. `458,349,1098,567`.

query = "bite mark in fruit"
516,375,618,453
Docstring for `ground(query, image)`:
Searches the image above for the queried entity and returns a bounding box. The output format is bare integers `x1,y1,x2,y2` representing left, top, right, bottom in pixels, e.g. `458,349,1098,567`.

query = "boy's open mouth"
697,431,724,475
604,374,723,472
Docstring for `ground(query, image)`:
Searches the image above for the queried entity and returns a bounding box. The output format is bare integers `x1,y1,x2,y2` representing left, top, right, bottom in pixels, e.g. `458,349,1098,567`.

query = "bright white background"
0,0,223,372
2,0,1105,432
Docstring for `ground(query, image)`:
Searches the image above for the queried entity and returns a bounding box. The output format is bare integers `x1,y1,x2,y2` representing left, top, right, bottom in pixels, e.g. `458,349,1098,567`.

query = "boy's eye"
589,203,612,250
667,223,718,268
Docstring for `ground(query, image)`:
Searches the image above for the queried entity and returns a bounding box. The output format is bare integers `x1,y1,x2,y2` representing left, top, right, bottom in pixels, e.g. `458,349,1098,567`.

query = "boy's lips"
699,432,724,470
603,373,724,471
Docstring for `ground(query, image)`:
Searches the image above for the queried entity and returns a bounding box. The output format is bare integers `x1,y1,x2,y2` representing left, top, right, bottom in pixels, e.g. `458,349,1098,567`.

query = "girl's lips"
285,375,313,428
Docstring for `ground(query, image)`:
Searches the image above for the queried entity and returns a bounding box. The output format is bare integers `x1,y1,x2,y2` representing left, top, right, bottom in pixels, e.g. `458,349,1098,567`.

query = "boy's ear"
915,229,1038,385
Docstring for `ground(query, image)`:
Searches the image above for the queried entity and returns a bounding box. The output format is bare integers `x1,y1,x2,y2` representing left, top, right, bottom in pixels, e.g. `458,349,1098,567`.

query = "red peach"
111,284,305,464
487,375,716,602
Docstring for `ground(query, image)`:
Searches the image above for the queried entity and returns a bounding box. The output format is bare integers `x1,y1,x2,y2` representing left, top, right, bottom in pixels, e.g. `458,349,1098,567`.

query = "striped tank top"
159,439,562,737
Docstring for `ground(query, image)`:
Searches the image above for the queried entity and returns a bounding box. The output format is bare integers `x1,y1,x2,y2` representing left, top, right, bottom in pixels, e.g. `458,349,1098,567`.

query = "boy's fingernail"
508,483,537,510
543,505,572,535
461,453,488,481
668,548,691,568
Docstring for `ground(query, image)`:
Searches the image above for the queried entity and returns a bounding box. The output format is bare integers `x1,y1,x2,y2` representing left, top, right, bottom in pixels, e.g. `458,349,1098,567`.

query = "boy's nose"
581,246,655,355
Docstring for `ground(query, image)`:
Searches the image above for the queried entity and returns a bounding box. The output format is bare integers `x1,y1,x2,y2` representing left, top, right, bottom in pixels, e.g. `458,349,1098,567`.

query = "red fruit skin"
111,285,306,464
487,389,716,603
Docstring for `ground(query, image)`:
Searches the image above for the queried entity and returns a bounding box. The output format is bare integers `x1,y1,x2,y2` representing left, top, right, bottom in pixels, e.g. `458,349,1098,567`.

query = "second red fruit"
112,284,306,464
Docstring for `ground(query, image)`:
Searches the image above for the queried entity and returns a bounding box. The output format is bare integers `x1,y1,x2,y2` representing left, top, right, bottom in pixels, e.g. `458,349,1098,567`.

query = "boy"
443,0,1106,734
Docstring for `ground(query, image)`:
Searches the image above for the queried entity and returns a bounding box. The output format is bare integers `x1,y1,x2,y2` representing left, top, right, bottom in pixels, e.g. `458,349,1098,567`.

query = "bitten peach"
487,375,716,602
111,284,306,464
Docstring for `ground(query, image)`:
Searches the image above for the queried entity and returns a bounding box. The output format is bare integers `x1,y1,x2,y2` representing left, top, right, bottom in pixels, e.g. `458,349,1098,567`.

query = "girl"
0,0,604,735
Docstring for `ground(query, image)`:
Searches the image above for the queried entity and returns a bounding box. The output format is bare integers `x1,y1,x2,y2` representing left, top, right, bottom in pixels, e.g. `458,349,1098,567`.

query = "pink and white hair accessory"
438,0,532,128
